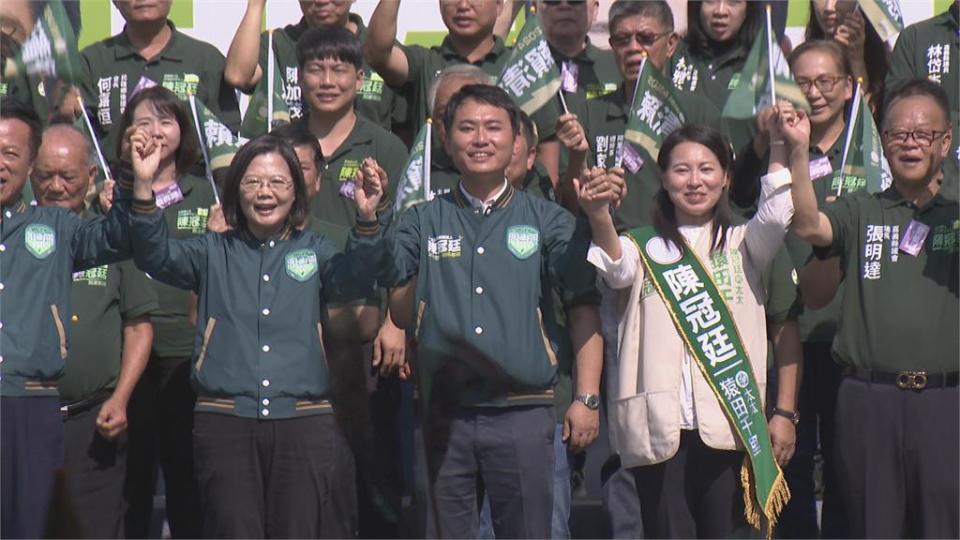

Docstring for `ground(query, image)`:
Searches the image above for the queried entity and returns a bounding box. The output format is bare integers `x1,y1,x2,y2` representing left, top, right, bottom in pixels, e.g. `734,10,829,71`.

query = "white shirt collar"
459,178,509,212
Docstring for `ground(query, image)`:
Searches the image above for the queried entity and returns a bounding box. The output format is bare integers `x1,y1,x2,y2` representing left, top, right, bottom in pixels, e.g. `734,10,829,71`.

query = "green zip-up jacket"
0,187,135,397
129,206,384,419
383,184,597,408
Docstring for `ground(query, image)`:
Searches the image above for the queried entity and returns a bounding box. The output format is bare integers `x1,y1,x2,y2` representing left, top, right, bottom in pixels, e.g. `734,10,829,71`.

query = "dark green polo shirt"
310,116,408,227
254,14,405,130
669,38,755,154
582,84,722,231
399,36,559,142
815,186,959,372
887,3,959,112
0,188,134,397
79,21,241,159
129,205,384,419
60,257,158,403
383,184,598,409
146,174,216,360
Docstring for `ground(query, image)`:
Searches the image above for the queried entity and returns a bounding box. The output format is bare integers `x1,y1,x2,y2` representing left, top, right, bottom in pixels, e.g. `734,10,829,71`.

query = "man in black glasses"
791,78,958,539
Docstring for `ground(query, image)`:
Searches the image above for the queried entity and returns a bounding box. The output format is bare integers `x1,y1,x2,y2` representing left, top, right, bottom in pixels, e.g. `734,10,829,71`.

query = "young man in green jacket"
0,98,135,539
383,84,600,539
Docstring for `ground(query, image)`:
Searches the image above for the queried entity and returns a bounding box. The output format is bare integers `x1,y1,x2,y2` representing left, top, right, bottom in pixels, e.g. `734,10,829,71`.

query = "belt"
60,390,111,419
843,367,960,390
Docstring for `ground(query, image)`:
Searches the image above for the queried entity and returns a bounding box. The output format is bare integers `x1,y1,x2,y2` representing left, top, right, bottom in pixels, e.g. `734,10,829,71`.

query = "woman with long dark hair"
578,122,806,537
806,0,890,113
126,132,386,537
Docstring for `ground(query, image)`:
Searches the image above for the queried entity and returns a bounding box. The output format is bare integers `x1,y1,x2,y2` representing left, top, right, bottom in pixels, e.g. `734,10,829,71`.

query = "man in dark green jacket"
0,98,134,539
31,124,158,539
383,84,600,539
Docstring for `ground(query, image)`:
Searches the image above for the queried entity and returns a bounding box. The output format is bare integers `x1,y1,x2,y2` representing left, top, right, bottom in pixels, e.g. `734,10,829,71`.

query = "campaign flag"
394,120,432,214
496,9,562,116
722,5,809,119
193,96,243,172
15,0,81,83
833,81,892,196
240,33,290,139
859,0,903,48
623,57,687,162
73,96,110,187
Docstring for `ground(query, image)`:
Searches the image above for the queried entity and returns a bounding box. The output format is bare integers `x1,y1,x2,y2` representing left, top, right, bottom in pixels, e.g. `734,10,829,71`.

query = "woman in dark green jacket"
127,133,386,538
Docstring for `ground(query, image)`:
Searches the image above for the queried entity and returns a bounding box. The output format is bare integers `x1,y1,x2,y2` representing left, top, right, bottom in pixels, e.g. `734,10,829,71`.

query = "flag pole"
424,119,433,201
558,91,570,115
76,95,112,184
765,4,777,107
267,29,275,133
189,96,222,205
835,78,863,198
616,53,646,169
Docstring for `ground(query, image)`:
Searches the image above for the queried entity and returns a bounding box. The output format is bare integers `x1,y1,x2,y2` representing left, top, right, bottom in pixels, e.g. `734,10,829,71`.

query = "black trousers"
0,396,63,539
63,403,127,538
835,377,959,538
425,405,555,539
601,454,645,539
193,412,357,538
631,430,748,539
124,356,201,539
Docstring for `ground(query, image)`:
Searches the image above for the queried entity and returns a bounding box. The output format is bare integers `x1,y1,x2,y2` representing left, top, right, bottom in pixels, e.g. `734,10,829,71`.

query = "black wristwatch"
772,407,799,425
574,393,600,410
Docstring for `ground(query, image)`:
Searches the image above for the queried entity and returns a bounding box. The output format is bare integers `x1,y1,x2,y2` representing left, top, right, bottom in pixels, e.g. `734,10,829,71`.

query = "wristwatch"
772,407,800,425
574,393,600,410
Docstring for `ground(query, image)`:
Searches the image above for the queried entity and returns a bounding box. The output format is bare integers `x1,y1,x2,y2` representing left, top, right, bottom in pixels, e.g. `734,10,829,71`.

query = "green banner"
496,10,561,116
194,97,243,171
624,58,687,161
833,83,892,196
860,0,904,47
627,226,789,535
394,120,432,214
16,0,81,83
240,44,290,139
722,6,809,119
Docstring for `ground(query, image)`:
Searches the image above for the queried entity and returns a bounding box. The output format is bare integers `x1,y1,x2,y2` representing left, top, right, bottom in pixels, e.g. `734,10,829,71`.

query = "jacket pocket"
414,300,427,340
50,305,67,360
536,308,558,366
195,317,217,371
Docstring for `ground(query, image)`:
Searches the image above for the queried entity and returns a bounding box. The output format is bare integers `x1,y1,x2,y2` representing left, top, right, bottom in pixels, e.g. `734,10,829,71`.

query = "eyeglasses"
796,75,844,94
883,129,948,147
610,30,672,48
239,176,294,193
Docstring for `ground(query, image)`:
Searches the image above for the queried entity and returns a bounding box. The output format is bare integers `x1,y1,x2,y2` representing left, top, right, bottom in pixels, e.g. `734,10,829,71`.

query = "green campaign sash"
627,226,789,535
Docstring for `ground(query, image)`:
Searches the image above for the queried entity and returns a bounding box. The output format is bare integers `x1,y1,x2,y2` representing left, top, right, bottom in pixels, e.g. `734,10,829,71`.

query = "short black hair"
883,78,951,130
654,124,733,254
609,0,674,35
115,86,200,174
442,84,522,137
271,122,324,169
0,97,42,160
518,110,538,148
296,25,363,70
220,135,310,233
685,0,762,57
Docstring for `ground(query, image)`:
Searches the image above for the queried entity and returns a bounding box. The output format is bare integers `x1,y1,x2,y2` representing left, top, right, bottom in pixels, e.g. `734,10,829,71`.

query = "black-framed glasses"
796,75,844,94
610,30,672,48
882,129,948,147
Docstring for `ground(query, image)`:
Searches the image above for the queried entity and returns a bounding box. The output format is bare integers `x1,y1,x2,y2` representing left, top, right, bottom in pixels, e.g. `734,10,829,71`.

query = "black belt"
60,390,111,419
844,367,960,390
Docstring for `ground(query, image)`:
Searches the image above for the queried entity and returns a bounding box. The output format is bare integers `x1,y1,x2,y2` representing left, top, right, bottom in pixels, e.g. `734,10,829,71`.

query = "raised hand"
130,128,161,200
556,113,589,156
574,167,616,219
99,177,116,212
774,102,811,152
354,157,384,221
206,203,231,233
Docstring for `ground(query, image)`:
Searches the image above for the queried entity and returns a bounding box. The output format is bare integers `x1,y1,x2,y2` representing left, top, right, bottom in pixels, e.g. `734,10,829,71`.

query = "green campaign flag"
833,83,892,196
623,58,687,161
722,6,808,119
240,47,290,139
194,96,243,171
860,0,903,48
394,120,432,214
496,10,562,116
15,0,81,83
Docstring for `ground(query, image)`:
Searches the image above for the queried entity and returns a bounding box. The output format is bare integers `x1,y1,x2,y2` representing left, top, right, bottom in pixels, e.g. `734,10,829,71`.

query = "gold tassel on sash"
740,458,791,539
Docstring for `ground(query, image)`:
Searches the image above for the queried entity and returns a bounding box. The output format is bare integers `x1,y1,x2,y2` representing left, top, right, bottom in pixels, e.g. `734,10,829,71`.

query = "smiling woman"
125,132,386,538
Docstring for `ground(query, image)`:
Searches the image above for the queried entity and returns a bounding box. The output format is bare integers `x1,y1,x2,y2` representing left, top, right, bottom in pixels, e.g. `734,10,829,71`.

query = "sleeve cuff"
760,167,793,195
131,196,157,214
354,216,380,236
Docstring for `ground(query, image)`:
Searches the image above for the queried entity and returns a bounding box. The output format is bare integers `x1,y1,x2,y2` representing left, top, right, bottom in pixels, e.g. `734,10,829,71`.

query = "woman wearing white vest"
576,116,809,537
